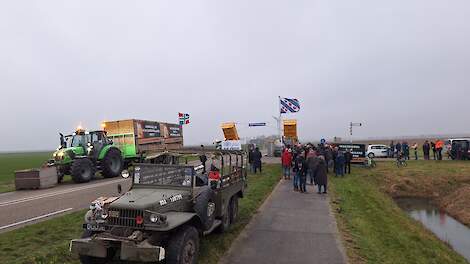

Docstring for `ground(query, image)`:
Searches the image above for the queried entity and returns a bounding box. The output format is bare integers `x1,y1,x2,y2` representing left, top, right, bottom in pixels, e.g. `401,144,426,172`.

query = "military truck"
70,150,247,264
49,119,183,183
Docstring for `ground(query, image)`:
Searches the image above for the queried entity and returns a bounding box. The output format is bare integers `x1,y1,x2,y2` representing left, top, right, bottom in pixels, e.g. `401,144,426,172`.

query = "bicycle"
396,156,407,168
364,157,377,168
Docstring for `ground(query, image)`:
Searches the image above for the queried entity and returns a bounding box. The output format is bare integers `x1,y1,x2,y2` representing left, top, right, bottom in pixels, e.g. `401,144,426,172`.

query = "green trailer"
48,119,183,183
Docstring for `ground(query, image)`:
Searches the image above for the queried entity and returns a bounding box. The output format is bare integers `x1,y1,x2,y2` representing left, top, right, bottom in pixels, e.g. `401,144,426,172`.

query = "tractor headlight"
121,170,130,179
87,145,93,154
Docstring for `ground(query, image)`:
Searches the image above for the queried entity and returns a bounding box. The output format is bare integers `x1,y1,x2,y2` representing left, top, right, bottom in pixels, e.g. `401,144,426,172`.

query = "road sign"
248,122,267,127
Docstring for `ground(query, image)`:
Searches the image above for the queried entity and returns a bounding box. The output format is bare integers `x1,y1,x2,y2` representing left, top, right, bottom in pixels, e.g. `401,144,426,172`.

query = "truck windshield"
133,164,194,187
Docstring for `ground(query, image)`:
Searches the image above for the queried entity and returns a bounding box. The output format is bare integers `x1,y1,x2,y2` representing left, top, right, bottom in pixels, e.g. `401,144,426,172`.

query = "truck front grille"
107,209,144,229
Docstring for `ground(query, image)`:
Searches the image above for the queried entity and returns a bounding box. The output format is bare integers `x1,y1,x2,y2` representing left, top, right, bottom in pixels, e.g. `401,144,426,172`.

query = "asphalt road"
0,177,132,233
0,156,281,233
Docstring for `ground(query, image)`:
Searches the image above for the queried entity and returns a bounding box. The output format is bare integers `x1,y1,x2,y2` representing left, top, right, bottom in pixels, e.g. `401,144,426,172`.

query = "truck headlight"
150,214,159,223
100,211,108,220
121,170,130,178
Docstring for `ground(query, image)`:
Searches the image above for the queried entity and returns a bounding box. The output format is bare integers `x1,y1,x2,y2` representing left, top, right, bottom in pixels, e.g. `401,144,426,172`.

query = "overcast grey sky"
1,1,470,151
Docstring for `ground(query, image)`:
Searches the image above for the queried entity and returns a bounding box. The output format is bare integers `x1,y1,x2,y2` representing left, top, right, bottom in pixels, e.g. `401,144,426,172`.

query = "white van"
366,144,389,158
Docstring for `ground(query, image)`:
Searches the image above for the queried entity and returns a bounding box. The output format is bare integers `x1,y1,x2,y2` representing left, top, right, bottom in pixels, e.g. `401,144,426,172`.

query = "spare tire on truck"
194,186,215,230
71,158,95,183
101,148,123,178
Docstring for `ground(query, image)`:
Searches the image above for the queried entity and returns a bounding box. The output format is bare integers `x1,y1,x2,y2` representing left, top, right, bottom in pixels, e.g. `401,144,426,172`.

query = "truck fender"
161,212,204,232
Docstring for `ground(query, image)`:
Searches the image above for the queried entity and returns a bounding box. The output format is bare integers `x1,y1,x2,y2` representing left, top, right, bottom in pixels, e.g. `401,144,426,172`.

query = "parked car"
366,144,389,158
445,138,470,160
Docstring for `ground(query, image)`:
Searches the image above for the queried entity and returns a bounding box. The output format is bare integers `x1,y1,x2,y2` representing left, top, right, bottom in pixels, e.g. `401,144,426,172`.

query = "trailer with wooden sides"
283,119,298,145
103,119,183,160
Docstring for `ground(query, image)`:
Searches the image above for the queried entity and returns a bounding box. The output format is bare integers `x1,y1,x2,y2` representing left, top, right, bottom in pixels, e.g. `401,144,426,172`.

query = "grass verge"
0,164,281,264
0,152,52,193
330,163,468,264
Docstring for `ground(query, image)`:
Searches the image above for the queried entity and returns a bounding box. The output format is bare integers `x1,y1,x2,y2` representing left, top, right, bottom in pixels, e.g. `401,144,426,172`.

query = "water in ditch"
396,198,470,262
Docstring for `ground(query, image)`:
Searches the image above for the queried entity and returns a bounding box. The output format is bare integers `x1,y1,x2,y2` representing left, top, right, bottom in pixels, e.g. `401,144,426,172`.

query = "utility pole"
272,116,281,143
350,122,362,143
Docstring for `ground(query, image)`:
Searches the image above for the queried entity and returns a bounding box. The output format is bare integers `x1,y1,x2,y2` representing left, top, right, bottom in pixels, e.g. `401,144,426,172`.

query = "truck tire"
79,230,113,264
229,196,239,224
71,158,95,183
102,148,123,178
194,187,215,230
216,199,231,233
166,225,199,264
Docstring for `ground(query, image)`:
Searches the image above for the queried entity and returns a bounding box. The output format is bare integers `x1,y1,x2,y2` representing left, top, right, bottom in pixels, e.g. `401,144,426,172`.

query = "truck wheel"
216,200,231,233
102,148,123,178
229,196,239,224
166,226,199,264
79,230,113,264
71,159,95,183
194,187,215,230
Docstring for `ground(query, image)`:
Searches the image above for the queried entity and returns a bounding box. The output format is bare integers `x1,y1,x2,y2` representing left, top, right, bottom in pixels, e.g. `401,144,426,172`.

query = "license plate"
86,224,105,232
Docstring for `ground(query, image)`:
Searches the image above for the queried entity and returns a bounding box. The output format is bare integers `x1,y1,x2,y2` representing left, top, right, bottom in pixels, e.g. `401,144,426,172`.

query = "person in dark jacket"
431,141,436,160
252,147,262,173
402,142,410,160
315,156,328,194
389,141,395,158
248,146,254,173
344,149,353,174
199,145,208,174
324,146,333,173
395,142,402,157
335,151,345,177
307,149,318,185
423,140,431,160
294,152,309,193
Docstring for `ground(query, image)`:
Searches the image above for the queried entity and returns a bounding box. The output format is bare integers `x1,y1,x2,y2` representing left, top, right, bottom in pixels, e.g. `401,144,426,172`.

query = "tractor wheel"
166,225,199,264
79,230,114,264
71,158,95,183
194,186,215,230
102,148,123,178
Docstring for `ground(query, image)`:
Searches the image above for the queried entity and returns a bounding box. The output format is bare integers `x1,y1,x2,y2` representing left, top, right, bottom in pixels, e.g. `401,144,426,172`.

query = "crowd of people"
280,143,353,194
388,139,445,160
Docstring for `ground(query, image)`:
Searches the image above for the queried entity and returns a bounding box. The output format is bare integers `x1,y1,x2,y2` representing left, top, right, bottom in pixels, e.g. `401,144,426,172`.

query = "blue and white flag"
280,98,300,114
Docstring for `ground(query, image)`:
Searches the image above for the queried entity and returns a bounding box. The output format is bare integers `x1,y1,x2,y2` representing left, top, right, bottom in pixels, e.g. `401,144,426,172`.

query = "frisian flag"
178,113,190,125
280,98,300,114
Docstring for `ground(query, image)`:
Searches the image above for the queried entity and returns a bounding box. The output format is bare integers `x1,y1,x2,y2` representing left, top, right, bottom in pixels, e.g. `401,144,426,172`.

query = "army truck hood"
109,188,191,210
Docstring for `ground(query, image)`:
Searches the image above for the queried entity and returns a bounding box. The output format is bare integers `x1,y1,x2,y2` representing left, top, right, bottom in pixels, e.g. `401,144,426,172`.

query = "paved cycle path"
220,179,347,264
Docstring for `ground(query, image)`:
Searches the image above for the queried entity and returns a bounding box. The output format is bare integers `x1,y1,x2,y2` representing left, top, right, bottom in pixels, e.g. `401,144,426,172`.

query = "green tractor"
49,128,124,183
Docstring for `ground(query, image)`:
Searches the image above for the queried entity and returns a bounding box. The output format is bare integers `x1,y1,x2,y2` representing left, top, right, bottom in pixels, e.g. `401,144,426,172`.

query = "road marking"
0,208,73,231
0,178,126,207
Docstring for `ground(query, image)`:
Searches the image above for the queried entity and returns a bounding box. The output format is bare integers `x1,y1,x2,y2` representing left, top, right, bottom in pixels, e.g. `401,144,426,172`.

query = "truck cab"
70,150,247,264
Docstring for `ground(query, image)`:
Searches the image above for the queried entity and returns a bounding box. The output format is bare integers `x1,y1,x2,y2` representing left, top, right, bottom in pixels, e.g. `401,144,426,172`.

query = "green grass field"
330,162,469,264
0,164,281,264
0,152,52,193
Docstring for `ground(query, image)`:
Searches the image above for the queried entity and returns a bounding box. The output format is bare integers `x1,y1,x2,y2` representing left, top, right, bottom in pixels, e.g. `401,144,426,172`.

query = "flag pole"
278,96,282,144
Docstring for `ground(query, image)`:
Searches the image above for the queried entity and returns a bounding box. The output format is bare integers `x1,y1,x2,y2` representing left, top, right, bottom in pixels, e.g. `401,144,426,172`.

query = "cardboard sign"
221,140,242,150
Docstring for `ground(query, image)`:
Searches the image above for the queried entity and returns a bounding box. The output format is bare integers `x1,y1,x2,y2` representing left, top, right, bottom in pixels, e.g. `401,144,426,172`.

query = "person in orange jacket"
435,139,444,160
